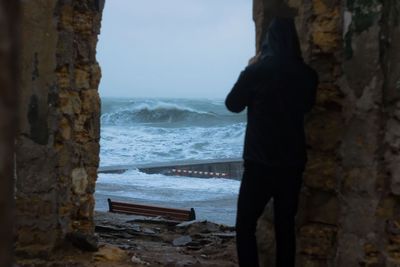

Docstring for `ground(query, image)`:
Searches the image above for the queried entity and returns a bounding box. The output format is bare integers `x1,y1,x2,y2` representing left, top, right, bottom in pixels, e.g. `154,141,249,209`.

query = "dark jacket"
225,18,318,168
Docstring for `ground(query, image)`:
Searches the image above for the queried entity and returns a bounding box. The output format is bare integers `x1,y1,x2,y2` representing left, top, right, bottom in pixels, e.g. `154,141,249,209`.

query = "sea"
95,98,247,225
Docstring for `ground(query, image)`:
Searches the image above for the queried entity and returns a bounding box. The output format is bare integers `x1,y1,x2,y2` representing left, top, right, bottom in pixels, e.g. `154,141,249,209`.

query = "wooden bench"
107,198,196,221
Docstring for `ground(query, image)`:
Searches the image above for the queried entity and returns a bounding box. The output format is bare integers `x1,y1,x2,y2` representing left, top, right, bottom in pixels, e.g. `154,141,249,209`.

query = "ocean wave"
101,101,242,126
99,123,246,166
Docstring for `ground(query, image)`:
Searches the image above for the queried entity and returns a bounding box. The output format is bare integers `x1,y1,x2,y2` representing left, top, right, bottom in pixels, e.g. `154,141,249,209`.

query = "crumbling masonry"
0,0,398,266
255,0,400,266
0,1,19,266
16,0,104,257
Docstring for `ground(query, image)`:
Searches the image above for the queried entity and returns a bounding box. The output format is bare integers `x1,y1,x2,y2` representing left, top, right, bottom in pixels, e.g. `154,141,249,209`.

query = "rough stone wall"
339,0,400,265
254,0,342,266
12,0,400,265
254,0,400,266
0,1,19,266
16,0,104,257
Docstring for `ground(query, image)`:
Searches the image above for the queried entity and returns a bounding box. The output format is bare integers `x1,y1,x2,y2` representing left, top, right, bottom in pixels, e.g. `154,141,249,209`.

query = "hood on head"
261,17,302,60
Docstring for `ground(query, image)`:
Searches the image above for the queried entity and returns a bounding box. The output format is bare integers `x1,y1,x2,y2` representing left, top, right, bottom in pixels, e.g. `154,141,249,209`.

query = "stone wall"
16,0,104,257
0,1,19,266
12,0,400,265
254,0,400,266
339,0,400,265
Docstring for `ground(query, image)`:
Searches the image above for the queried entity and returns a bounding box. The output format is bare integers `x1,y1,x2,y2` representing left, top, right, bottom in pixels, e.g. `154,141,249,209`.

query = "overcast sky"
97,0,255,98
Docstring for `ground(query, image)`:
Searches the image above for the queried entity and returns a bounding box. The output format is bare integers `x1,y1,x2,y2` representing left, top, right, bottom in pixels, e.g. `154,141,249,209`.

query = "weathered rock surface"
16,0,104,258
9,0,400,266
0,1,19,266
254,0,400,266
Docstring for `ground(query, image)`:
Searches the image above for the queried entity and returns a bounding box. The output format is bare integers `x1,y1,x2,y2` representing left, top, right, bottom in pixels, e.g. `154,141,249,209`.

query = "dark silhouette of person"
225,17,318,267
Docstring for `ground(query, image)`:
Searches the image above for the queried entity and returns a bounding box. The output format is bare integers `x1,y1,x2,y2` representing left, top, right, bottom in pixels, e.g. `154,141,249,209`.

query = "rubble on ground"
17,211,238,266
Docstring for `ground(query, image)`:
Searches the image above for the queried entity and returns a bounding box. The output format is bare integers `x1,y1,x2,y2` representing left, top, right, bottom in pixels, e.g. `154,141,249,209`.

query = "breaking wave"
101,101,242,127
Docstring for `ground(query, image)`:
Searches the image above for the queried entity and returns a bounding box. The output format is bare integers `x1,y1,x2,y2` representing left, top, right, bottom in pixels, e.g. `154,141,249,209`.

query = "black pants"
236,161,303,267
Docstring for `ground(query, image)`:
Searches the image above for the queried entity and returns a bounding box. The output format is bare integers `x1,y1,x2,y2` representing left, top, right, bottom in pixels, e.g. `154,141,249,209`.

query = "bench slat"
107,198,196,221
111,206,190,219
111,208,188,220
111,201,190,214
113,206,189,217
111,206,191,220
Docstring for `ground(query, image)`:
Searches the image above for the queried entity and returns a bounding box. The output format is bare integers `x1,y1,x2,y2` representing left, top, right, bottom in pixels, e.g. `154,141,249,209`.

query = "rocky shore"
17,211,238,267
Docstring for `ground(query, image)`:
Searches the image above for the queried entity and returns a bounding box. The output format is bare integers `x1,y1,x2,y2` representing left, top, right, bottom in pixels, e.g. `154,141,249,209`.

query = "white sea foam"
97,169,240,202
97,98,246,225
100,123,245,166
95,170,241,225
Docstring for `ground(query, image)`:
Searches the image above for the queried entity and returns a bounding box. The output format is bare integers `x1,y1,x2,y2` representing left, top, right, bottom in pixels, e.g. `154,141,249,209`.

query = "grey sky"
97,0,255,98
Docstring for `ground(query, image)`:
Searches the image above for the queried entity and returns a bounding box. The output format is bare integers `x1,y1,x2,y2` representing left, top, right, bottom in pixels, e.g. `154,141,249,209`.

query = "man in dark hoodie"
225,18,318,267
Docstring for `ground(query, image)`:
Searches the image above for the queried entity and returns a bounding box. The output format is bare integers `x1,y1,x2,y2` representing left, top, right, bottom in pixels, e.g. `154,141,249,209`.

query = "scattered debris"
16,211,238,266
66,232,99,252
131,255,149,265
142,227,157,235
173,235,193,246
212,232,236,239
94,244,128,262
94,211,238,266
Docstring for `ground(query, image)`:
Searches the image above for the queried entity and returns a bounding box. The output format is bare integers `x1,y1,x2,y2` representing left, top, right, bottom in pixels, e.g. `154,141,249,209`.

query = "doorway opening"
95,0,254,226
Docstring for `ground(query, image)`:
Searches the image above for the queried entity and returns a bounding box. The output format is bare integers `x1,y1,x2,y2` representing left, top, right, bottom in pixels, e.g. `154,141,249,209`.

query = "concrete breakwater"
99,158,244,180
